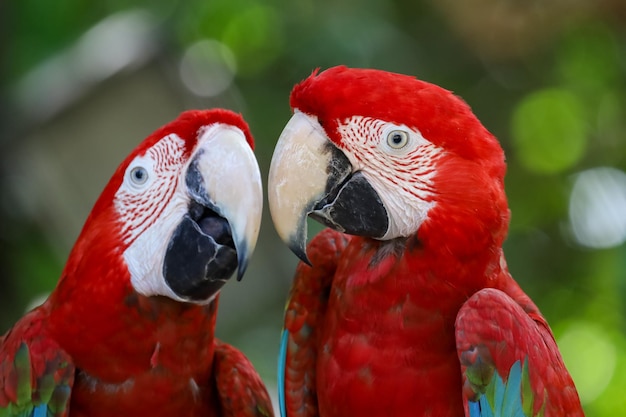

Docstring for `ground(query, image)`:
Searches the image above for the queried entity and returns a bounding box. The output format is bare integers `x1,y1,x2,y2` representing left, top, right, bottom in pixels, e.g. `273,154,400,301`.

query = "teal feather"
1,342,73,417
277,330,288,417
468,360,531,417
32,405,46,417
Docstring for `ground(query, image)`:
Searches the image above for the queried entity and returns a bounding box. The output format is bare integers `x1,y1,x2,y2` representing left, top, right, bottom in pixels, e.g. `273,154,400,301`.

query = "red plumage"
271,66,584,417
1,110,271,417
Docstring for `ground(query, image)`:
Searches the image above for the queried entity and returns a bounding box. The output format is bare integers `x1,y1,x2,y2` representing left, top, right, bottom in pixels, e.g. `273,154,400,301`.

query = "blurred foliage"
512,88,588,174
2,0,626,415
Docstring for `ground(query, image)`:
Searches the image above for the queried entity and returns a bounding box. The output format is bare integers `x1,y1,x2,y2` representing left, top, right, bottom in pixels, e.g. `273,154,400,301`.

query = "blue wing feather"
469,401,481,417
277,330,289,417
493,370,505,413
502,362,524,417
1,327,75,417
31,404,47,417
469,397,495,417
467,360,529,417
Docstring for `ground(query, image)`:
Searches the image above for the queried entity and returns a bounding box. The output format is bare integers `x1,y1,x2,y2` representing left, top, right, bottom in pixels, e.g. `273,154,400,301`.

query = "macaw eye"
387,130,409,149
130,166,149,185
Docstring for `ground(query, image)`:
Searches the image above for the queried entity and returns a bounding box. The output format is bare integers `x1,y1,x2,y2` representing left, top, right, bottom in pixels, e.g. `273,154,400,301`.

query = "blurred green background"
1,0,625,415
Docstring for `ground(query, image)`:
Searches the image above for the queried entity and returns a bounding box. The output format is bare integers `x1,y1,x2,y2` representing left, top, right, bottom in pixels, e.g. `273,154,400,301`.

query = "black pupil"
392,133,403,144
134,168,145,181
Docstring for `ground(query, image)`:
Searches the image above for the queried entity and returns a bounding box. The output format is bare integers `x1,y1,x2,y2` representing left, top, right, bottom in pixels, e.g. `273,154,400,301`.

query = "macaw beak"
163,125,262,302
268,111,388,264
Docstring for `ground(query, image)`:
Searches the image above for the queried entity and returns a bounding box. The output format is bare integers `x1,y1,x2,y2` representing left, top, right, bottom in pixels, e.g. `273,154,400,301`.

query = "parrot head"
268,66,509,263
67,109,262,304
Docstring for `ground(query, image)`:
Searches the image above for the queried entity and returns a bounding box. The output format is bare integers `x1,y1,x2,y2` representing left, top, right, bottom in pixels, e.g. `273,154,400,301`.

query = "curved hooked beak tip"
268,112,334,264
164,124,262,302
268,112,390,266
193,126,263,281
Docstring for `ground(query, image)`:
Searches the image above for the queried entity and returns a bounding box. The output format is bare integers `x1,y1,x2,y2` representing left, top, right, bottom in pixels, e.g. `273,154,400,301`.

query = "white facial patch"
116,134,187,246
116,133,190,301
116,124,262,303
337,116,443,239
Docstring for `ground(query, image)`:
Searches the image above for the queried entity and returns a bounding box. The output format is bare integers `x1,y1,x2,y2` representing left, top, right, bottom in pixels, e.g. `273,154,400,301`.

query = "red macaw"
268,66,585,417
0,110,273,417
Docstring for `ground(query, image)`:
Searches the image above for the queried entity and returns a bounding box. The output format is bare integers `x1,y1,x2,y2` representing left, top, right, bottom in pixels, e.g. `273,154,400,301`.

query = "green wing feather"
467,359,538,417
0,308,75,417
457,287,582,417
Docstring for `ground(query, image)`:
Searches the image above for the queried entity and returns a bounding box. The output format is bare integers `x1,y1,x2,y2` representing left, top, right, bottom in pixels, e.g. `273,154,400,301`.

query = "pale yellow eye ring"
387,130,409,149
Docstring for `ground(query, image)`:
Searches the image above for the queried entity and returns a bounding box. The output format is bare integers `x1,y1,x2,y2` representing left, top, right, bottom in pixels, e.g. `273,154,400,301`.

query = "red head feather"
85,109,253,237
290,66,505,181
48,109,256,381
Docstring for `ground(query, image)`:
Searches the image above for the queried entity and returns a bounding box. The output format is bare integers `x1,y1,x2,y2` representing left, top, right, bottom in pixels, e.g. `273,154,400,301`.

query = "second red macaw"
268,66,585,417
0,110,273,417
